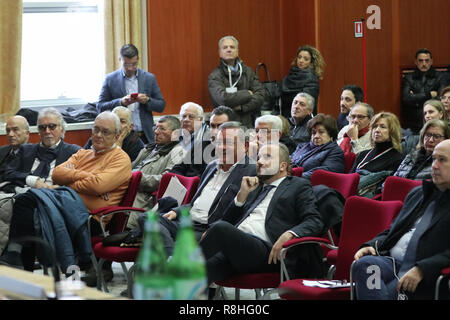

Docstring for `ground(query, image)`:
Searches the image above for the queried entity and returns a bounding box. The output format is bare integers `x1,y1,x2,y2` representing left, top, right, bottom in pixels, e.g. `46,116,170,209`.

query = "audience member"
0,111,131,274
289,92,315,146
423,99,447,123
0,116,30,182
208,36,265,129
280,45,325,117
248,114,284,160
169,102,210,178
159,122,256,256
402,48,445,134
440,86,450,121
84,106,144,162
130,116,185,217
351,112,404,197
291,114,345,179
97,43,165,143
337,102,374,154
3,108,81,191
199,143,324,287
352,139,450,300
277,115,297,154
337,85,364,130
394,119,450,181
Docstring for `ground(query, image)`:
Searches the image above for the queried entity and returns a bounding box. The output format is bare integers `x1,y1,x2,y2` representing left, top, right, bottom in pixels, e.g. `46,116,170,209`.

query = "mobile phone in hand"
130,93,138,99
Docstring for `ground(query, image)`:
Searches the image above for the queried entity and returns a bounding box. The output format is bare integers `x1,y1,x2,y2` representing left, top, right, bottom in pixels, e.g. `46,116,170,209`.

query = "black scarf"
33,143,62,178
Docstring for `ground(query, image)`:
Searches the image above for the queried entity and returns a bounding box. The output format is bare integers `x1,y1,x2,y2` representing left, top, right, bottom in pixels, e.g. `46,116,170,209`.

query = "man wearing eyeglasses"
97,43,165,144
337,102,374,154
3,108,81,191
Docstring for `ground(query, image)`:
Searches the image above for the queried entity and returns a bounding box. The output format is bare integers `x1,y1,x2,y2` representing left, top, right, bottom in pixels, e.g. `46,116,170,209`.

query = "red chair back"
344,152,356,174
292,167,303,177
310,169,360,198
381,176,422,202
334,196,403,280
155,172,200,205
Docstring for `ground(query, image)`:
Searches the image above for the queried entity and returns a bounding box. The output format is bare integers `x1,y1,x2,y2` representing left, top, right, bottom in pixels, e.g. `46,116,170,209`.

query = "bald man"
352,139,450,300
0,116,30,181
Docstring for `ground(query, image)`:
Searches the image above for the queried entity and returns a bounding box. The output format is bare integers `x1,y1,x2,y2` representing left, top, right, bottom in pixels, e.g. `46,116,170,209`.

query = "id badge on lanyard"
226,62,242,94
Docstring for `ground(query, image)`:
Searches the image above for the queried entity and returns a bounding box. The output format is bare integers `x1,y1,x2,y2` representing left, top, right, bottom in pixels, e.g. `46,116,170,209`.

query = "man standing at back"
97,43,165,143
208,36,265,129
337,85,364,131
402,48,444,134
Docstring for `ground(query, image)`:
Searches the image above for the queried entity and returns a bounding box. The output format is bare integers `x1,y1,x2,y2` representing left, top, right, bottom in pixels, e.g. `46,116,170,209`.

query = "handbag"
255,63,281,114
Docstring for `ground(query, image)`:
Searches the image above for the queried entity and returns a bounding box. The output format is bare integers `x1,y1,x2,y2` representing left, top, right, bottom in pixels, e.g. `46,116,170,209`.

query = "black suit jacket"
4,141,81,187
0,145,15,182
174,155,257,225
364,180,450,294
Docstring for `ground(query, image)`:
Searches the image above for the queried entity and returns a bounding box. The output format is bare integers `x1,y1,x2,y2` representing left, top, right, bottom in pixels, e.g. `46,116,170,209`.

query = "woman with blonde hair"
280,45,325,118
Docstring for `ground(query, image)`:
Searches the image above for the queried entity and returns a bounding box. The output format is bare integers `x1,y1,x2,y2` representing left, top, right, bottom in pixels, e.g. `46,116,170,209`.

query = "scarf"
339,125,370,153
33,143,62,178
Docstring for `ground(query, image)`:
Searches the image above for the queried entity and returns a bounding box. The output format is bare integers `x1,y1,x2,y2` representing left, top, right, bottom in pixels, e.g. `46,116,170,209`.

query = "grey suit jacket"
97,68,165,142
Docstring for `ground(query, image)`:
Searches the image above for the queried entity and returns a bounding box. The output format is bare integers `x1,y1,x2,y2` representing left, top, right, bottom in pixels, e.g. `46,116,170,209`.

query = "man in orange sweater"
0,111,131,280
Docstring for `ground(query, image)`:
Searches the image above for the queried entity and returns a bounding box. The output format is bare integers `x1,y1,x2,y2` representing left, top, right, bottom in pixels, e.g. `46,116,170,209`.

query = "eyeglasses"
424,133,444,140
440,95,450,101
92,127,114,137
38,123,59,131
123,62,138,68
347,114,369,121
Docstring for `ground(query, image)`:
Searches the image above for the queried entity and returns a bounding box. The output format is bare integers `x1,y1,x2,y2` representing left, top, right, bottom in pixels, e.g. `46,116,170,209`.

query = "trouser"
353,255,403,300
199,221,278,285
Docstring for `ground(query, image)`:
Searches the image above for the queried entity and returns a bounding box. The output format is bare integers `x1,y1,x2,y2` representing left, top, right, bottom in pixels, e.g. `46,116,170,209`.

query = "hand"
162,210,177,221
430,91,438,98
397,266,423,293
136,94,150,104
34,179,53,189
236,176,260,203
121,95,135,106
354,246,376,260
346,123,359,141
233,105,242,112
268,232,294,264
117,127,130,147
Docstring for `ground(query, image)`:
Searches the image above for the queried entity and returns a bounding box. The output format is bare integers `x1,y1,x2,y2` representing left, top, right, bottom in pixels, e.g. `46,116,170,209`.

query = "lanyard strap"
357,147,393,170
227,62,243,88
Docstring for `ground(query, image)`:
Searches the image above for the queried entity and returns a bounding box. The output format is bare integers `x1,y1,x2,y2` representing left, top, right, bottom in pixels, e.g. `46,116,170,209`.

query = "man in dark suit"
97,43,165,144
3,108,80,190
353,139,450,300
0,116,30,182
159,122,256,255
199,142,324,286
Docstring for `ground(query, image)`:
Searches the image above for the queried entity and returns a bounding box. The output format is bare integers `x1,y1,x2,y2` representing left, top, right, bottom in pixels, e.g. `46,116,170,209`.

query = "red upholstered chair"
344,152,356,174
310,169,360,199
278,196,403,300
381,176,422,202
292,166,303,177
435,267,450,300
93,172,200,296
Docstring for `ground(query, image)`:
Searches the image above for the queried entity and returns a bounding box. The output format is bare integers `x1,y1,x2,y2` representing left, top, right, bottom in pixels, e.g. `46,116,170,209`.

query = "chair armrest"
372,194,382,201
92,206,146,217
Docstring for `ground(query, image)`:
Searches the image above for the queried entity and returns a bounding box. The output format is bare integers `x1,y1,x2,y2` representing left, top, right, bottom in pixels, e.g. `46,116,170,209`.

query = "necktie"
398,199,436,277
244,184,276,217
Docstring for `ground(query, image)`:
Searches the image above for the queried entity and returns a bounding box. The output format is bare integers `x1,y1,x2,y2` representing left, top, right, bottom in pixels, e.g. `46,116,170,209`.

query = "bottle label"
133,283,173,300
173,278,207,300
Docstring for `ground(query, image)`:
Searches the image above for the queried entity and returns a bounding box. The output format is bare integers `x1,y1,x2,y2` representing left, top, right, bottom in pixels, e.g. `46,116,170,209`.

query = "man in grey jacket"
208,36,265,129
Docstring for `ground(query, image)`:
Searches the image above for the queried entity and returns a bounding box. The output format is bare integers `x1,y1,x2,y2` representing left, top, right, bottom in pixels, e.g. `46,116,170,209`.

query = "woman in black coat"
291,114,345,179
280,45,325,118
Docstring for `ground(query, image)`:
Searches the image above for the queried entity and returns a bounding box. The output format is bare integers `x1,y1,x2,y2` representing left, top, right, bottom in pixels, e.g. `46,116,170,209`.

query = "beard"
257,173,277,184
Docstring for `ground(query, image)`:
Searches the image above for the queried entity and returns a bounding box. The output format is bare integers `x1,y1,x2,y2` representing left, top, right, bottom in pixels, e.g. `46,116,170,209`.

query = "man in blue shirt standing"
97,44,165,143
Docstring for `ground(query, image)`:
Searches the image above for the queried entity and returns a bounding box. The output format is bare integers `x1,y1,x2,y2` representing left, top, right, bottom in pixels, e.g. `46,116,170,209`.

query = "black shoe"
0,251,24,270
81,266,114,287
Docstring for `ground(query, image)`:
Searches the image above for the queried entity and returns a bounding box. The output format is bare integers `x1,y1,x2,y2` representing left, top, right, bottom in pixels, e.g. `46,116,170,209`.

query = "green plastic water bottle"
168,208,207,300
133,211,173,300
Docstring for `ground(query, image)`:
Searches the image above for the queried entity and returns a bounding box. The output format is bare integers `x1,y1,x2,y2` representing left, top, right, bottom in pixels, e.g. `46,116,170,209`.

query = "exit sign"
354,21,364,38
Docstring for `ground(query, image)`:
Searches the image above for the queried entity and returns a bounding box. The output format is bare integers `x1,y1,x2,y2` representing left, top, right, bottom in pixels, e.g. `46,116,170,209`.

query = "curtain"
0,0,22,118
103,0,142,74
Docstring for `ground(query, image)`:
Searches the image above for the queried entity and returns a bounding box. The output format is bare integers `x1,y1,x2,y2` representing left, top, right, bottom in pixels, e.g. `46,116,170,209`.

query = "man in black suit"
0,116,30,182
353,139,450,300
199,142,324,285
159,121,256,255
3,108,80,190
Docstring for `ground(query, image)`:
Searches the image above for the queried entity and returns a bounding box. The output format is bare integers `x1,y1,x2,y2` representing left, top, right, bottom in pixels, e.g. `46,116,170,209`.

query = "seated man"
169,103,234,177
352,139,450,300
160,122,256,256
129,116,185,221
289,92,315,147
337,102,374,154
0,111,131,274
248,114,285,160
84,106,144,162
199,143,325,287
0,116,30,182
3,108,81,192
